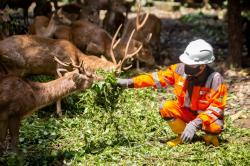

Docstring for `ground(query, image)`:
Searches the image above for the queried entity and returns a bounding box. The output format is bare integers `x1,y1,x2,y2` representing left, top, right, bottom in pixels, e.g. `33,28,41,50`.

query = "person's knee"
203,119,224,134
159,101,177,119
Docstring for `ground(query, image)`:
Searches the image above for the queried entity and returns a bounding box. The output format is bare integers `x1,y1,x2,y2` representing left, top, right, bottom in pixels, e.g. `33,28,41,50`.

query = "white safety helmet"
179,39,215,65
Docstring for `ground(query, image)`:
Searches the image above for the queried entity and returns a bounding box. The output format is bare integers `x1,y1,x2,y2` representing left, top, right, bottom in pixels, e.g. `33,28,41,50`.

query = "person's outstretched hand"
116,78,134,88
181,118,202,142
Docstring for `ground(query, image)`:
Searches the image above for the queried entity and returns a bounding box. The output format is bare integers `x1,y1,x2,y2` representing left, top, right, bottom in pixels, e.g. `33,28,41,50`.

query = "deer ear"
146,33,152,43
57,8,62,14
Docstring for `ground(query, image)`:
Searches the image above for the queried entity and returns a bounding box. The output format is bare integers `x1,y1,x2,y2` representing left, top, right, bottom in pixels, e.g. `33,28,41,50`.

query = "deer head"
79,6,100,25
109,1,155,67
54,8,73,25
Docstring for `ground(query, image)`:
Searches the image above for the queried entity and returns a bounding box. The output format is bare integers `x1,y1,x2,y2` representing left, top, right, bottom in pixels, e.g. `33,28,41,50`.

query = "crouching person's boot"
203,134,219,147
167,118,186,147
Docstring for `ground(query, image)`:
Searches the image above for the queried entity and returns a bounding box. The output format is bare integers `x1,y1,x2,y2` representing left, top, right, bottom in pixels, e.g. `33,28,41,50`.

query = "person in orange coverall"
117,39,227,146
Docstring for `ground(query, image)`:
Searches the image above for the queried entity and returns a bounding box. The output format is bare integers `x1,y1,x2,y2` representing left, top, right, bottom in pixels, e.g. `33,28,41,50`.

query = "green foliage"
179,12,227,45
1,72,250,165
180,12,206,23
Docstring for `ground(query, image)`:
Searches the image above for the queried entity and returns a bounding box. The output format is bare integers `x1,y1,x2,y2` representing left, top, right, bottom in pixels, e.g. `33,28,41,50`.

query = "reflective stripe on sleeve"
208,106,224,117
152,72,162,88
204,110,218,121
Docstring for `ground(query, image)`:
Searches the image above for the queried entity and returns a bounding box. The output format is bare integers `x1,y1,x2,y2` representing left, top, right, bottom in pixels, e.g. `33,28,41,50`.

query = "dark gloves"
181,118,202,142
116,78,134,88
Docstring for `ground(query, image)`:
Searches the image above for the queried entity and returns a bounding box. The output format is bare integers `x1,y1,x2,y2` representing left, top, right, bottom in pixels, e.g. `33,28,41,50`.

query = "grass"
1,74,250,166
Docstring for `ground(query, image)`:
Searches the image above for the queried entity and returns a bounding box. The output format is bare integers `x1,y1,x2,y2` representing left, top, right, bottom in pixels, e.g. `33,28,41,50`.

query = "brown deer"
55,3,100,25
54,16,155,66
0,35,113,116
0,31,141,115
125,13,162,62
29,1,156,66
29,9,72,38
0,68,93,153
121,3,162,61
29,6,100,38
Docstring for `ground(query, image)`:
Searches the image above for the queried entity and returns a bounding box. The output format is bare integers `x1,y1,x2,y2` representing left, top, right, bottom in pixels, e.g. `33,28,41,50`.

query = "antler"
110,24,123,65
110,21,144,72
54,56,71,67
53,56,92,77
116,28,143,71
136,0,149,31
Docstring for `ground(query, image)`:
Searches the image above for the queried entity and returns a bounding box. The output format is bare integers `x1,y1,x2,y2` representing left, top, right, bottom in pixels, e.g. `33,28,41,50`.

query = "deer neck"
32,73,80,108
42,16,58,38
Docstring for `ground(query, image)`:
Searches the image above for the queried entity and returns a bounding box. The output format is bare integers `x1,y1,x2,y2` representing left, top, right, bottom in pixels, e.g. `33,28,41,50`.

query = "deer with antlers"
0,66,93,153
29,2,156,67
121,2,162,62
0,35,112,116
0,26,141,115
62,16,155,67
29,8,73,38
29,2,101,38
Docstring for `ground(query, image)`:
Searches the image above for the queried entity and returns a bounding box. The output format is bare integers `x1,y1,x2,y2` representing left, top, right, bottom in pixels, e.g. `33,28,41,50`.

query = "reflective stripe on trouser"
159,100,223,134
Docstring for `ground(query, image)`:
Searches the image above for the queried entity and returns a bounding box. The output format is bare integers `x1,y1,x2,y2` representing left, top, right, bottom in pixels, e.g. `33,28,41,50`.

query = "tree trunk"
227,0,242,68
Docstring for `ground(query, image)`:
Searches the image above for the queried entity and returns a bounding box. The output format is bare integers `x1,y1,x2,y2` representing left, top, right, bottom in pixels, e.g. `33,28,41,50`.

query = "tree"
227,0,242,68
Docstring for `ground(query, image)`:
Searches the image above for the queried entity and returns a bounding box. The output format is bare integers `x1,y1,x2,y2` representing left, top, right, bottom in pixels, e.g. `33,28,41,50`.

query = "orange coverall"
132,63,227,134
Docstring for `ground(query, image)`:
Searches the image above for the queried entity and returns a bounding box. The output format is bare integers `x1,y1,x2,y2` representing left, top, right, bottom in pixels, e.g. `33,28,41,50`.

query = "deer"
29,5,100,38
70,19,156,66
29,11,155,67
121,2,162,62
122,3,162,51
0,26,141,116
29,0,156,66
29,9,72,38
0,66,93,154
0,35,115,116
102,0,127,35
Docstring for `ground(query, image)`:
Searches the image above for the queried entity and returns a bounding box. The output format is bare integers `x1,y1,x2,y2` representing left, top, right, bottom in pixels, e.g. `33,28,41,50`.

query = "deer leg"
0,120,8,154
56,68,68,117
8,116,20,153
56,100,62,117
